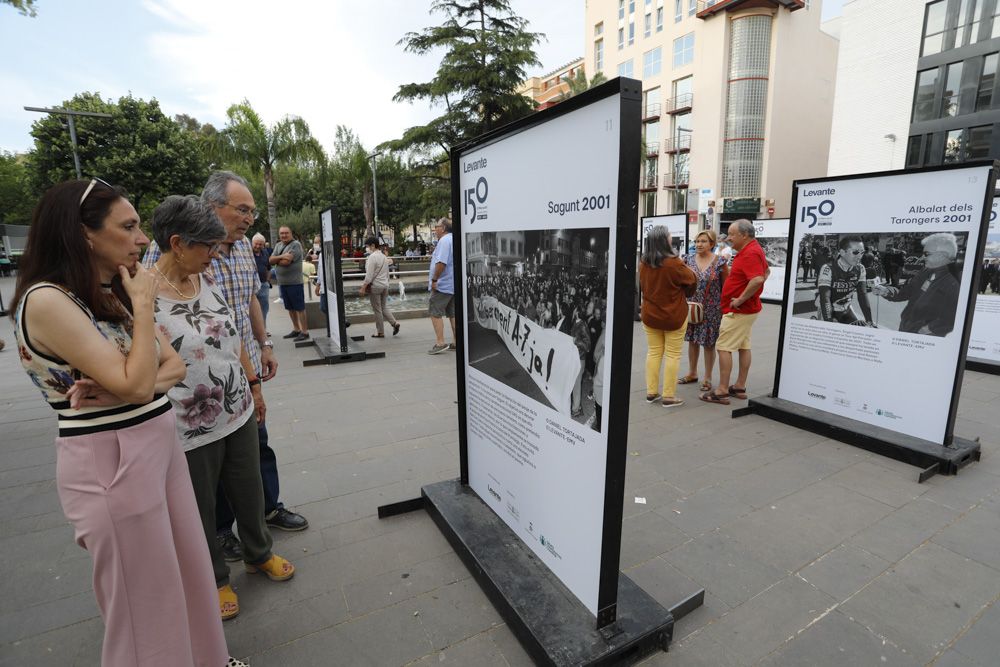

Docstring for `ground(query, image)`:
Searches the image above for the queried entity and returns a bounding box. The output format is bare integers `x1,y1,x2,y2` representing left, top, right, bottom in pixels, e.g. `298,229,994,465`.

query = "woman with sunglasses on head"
11,180,245,666
148,195,295,623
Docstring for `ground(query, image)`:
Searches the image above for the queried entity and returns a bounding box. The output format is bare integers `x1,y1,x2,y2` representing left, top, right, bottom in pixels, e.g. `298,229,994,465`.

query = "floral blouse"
154,273,252,451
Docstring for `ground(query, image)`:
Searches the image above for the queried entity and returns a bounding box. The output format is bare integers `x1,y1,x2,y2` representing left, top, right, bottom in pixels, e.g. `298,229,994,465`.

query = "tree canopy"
386,0,542,160
213,100,325,243
2,0,37,17
27,92,207,218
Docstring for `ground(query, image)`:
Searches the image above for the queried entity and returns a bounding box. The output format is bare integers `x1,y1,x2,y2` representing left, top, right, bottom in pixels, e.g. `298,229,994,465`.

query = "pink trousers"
55,409,229,667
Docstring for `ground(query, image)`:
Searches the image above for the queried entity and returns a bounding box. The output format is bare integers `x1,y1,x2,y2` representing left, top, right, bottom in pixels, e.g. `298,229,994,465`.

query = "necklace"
154,262,197,299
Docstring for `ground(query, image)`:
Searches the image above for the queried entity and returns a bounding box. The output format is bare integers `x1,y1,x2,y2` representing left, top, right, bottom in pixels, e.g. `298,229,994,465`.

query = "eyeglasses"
193,241,223,254
224,204,259,220
923,250,942,257
79,177,113,205
847,250,863,255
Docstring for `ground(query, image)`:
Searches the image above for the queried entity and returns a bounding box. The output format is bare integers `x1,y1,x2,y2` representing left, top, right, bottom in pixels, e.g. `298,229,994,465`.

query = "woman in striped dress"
11,179,244,667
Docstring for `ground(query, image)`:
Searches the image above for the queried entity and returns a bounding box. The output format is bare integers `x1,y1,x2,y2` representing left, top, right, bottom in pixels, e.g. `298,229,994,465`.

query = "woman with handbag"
639,226,697,408
679,230,729,392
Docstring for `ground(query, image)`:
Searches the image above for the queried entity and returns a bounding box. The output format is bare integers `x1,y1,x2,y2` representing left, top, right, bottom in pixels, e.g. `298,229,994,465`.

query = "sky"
0,0,844,155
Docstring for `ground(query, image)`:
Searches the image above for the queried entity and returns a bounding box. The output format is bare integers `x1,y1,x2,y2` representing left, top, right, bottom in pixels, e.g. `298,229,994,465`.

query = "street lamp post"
24,106,113,179
367,150,382,241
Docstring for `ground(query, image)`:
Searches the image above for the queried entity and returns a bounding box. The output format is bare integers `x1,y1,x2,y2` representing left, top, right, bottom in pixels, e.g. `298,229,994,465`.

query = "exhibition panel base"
300,335,385,366
733,395,980,481
418,479,703,666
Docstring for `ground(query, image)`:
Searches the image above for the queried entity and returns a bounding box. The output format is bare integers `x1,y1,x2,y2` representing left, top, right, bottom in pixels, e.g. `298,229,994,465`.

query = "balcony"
696,0,804,19
640,174,658,191
661,171,690,188
666,93,693,114
642,103,661,122
664,133,692,153
645,140,660,156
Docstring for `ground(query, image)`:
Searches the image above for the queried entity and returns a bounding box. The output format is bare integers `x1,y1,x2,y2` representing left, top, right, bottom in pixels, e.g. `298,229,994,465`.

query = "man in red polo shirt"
701,219,769,405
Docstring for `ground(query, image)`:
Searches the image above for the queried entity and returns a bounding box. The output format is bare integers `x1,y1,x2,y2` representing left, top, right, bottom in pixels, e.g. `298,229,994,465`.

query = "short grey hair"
435,217,452,233
731,219,755,238
251,233,266,244
922,232,958,260
152,195,226,250
201,171,249,207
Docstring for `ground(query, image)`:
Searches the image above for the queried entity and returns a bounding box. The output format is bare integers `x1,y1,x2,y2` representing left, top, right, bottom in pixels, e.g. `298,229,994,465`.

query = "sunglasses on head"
79,177,113,206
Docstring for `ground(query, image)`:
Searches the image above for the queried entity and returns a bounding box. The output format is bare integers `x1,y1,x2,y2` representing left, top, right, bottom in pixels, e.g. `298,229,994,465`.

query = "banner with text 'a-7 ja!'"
472,295,582,416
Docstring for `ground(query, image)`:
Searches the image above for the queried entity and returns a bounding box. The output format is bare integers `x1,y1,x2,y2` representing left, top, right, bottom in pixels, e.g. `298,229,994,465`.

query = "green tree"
0,151,34,225
27,92,208,219
213,100,325,243
2,0,37,16
387,0,542,161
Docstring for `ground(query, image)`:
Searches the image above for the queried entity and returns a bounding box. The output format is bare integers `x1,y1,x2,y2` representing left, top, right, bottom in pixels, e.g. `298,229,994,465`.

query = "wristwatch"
261,340,274,349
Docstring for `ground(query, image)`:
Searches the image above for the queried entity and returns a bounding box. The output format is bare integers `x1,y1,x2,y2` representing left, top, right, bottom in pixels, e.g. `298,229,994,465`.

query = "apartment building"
906,0,1000,167
519,57,587,111
585,0,838,225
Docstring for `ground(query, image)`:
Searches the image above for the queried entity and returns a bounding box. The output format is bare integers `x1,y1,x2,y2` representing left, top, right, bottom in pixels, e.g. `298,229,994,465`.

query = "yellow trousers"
643,321,687,398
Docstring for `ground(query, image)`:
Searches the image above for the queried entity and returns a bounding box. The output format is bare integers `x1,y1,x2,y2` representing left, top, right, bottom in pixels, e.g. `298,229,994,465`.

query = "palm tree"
214,100,325,243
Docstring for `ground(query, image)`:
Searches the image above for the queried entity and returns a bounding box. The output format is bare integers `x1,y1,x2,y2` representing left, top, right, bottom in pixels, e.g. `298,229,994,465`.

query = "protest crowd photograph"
465,229,609,430
792,231,969,337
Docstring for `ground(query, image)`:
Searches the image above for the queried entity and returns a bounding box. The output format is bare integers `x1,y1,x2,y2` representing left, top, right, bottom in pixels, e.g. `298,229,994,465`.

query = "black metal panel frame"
318,205,349,353
771,161,998,448
449,77,643,628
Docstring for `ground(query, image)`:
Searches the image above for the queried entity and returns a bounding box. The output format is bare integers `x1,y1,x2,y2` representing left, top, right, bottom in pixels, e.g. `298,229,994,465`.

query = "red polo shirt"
721,239,768,314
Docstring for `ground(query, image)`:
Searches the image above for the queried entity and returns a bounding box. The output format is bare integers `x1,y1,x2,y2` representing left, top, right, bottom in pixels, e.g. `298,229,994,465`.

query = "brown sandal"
728,386,748,400
677,375,699,384
699,391,731,405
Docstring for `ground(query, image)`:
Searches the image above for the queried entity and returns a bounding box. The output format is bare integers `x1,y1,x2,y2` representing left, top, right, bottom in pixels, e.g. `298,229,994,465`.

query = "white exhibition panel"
967,196,1000,367
641,214,687,255
320,209,341,350
458,94,621,615
778,166,991,444
753,218,789,302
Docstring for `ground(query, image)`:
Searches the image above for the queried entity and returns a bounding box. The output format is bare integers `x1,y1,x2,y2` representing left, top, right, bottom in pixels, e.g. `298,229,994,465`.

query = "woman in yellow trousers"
639,226,697,408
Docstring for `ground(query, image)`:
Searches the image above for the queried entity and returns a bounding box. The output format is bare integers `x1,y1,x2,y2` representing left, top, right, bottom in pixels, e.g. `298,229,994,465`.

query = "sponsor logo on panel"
800,187,836,229
463,158,489,224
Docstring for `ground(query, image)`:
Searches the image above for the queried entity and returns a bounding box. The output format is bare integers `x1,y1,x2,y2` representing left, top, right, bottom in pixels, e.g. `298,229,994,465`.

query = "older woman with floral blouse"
149,195,294,622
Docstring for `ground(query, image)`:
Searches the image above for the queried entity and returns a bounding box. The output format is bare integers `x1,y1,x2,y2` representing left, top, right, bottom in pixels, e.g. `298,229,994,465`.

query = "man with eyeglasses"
144,171,308,560
873,232,961,336
270,226,309,342
814,235,875,326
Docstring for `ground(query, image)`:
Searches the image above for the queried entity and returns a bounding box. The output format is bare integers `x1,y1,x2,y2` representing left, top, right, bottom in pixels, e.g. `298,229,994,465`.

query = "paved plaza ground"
2,274,1000,666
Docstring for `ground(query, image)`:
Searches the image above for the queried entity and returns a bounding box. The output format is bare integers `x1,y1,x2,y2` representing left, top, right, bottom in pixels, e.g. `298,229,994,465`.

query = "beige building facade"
519,57,587,111
584,0,838,226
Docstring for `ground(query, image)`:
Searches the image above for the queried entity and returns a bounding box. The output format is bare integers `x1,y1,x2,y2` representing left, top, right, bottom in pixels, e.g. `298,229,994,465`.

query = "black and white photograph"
791,231,969,337
980,233,1000,295
758,236,788,267
465,229,609,431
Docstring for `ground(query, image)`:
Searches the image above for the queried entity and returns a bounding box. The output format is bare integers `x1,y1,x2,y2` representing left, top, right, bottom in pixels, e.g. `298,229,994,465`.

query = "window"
644,87,661,116
656,7,663,31
594,22,604,37
905,135,922,168
645,0,652,6
644,13,652,37
629,0,635,14
618,27,625,50
629,21,635,45
642,191,656,217
618,59,634,77
644,47,662,77
595,39,604,71
645,120,660,148
977,53,997,111
913,68,939,121
689,0,697,16
942,61,963,117
619,0,625,20
922,0,946,56
966,0,982,44
673,32,695,68
993,2,1000,38
943,129,964,163
673,112,692,151
968,125,993,158
674,0,682,23
673,76,693,107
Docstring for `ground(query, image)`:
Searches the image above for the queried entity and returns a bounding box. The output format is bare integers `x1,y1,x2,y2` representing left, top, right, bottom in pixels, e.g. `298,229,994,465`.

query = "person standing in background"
251,233,271,326
270,226,308,341
427,218,455,355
